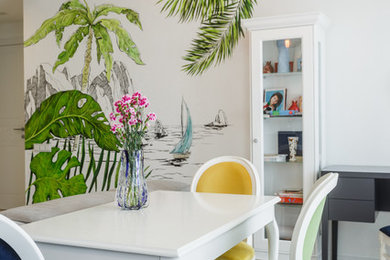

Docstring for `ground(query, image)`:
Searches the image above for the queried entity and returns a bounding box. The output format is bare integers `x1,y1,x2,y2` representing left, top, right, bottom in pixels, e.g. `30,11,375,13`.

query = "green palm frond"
99,18,144,65
24,9,88,47
55,27,65,46
93,23,114,80
160,0,256,75
53,26,90,72
60,0,87,12
94,5,142,30
159,0,225,22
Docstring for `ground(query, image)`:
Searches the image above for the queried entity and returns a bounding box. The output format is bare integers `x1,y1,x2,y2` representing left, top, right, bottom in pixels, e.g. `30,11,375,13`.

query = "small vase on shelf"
116,149,148,210
277,40,290,73
288,136,299,162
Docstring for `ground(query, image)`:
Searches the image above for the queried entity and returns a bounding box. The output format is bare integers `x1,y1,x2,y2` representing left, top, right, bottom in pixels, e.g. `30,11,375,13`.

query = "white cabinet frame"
243,13,329,259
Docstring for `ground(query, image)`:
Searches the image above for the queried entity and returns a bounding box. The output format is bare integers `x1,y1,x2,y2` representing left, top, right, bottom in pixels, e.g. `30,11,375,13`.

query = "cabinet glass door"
262,38,303,241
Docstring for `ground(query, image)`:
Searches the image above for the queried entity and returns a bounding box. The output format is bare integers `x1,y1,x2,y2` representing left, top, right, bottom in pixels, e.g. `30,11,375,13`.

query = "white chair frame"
0,214,44,260
379,229,390,260
191,156,279,260
290,172,339,260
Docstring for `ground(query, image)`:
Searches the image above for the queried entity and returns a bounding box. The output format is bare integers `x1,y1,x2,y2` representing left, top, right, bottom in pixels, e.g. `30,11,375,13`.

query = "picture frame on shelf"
263,88,287,113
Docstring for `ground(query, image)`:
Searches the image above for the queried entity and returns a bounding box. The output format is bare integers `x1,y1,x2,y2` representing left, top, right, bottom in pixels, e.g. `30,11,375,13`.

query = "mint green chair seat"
290,172,339,260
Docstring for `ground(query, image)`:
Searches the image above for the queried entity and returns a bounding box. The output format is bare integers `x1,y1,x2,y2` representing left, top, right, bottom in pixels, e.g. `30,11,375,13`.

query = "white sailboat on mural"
154,119,168,139
170,98,192,159
205,109,228,129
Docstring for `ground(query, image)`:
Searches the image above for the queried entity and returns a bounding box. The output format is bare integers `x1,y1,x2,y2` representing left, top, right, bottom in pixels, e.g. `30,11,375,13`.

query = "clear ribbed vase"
115,150,148,210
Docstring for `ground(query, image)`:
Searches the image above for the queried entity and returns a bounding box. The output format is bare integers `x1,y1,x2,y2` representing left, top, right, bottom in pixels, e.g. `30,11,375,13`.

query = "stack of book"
277,189,303,204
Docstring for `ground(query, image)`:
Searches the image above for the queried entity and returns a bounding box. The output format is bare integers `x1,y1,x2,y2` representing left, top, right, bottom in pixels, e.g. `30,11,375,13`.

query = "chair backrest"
0,214,44,260
191,156,261,196
290,172,339,260
379,226,390,260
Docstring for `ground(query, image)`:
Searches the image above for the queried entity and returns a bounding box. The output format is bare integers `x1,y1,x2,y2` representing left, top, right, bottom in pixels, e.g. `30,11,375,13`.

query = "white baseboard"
336,255,376,260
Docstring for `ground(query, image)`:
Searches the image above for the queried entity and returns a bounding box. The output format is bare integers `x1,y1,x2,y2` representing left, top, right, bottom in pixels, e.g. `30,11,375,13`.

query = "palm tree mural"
24,0,146,203
159,0,256,75
24,0,144,92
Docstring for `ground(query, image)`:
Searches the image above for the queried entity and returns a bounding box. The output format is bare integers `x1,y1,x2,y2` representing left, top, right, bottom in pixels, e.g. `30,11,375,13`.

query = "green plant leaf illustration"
53,26,90,72
92,23,114,80
99,19,144,65
94,5,142,30
25,90,120,151
24,9,88,47
30,147,87,203
24,0,143,91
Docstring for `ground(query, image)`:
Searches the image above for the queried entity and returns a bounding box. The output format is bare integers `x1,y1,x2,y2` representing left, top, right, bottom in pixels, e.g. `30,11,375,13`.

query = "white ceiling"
0,0,22,23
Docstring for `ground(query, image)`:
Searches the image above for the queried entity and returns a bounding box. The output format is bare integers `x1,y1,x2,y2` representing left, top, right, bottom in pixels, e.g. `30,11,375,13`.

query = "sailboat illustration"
170,98,192,159
154,119,168,139
205,109,228,129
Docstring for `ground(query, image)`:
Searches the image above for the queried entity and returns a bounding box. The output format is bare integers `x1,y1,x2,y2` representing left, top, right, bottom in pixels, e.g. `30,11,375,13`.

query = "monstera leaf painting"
30,147,87,203
25,90,120,151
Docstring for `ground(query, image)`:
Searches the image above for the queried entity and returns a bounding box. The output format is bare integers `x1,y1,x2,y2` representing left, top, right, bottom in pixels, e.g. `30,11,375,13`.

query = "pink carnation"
109,112,116,121
139,97,149,108
114,100,122,108
111,124,122,134
129,118,138,126
147,113,156,121
122,94,132,103
132,92,141,99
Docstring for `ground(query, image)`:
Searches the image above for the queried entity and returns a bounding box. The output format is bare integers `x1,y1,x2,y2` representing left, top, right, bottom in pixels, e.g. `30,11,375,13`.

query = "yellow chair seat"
216,241,255,260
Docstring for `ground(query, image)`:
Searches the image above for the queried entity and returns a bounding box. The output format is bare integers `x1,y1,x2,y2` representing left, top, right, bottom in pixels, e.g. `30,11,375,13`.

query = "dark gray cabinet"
321,165,390,260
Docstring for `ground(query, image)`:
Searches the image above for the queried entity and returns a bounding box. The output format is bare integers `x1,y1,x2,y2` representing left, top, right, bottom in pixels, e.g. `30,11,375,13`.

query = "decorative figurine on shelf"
298,96,303,112
263,61,274,73
288,100,300,112
288,136,299,162
277,39,290,73
297,58,302,72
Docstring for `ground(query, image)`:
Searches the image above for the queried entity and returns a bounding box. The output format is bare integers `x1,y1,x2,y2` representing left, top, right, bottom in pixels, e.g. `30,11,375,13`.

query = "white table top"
22,191,279,258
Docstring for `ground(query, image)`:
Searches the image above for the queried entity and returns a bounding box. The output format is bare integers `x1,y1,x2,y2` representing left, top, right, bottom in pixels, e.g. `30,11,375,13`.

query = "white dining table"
22,190,280,260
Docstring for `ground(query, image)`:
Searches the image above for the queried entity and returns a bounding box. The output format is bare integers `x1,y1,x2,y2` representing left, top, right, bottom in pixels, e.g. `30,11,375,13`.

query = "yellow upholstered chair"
191,156,261,260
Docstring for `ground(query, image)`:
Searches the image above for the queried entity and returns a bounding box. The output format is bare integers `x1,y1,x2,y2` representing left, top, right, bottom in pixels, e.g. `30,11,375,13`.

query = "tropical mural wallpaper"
24,0,252,204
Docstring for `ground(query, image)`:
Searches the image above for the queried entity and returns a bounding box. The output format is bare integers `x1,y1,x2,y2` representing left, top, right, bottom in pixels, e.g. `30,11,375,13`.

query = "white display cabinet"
242,13,329,259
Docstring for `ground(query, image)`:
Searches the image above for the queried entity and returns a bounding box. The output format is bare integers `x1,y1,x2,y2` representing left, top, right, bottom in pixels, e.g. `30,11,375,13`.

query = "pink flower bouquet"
110,92,156,151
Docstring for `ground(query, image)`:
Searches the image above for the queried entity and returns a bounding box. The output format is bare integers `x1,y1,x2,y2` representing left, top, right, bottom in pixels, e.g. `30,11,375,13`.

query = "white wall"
0,21,25,209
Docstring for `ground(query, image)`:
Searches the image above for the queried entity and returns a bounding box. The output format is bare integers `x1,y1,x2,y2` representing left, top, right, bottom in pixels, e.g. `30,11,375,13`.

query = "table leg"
332,221,338,260
265,219,279,260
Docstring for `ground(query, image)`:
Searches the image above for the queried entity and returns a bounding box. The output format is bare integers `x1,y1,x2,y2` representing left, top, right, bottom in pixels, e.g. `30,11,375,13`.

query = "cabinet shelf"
263,72,302,78
264,114,302,119
278,202,303,206
264,156,303,163
264,160,303,164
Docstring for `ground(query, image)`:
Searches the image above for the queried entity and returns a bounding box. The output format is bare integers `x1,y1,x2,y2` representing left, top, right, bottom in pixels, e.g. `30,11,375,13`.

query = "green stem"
26,153,34,205
107,151,117,191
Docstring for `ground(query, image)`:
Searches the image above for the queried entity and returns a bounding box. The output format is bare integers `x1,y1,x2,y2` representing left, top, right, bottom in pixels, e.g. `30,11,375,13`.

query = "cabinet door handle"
253,138,259,143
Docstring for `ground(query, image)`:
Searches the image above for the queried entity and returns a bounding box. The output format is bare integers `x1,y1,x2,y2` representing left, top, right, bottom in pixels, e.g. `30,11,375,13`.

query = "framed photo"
263,88,286,112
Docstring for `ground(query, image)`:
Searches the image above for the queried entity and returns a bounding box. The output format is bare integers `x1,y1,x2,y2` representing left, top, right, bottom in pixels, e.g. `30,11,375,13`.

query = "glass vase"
115,149,148,210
